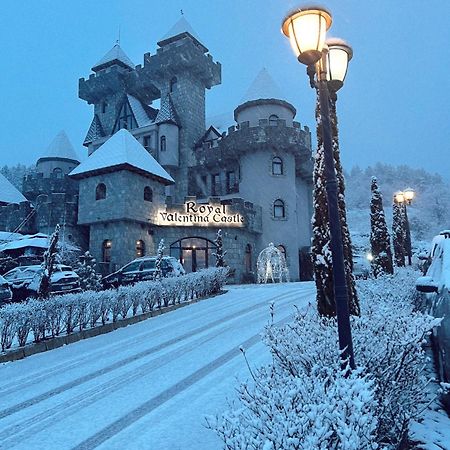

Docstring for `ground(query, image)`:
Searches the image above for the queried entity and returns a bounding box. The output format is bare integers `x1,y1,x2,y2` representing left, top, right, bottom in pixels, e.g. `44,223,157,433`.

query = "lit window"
160,135,166,152
272,157,283,175
269,114,279,126
102,240,112,263
96,183,106,200
273,199,285,218
144,186,153,202
136,240,145,258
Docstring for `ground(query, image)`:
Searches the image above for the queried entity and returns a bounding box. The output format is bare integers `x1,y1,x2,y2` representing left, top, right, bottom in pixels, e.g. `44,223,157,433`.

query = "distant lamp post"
282,5,355,369
394,189,415,265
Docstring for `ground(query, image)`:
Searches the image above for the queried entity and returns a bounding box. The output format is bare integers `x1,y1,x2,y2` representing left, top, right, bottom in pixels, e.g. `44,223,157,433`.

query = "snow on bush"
0,267,228,351
209,268,438,449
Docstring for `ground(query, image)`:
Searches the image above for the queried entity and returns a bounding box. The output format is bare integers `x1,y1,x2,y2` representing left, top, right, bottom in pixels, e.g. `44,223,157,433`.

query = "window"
53,167,63,178
102,240,112,263
136,240,145,258
96,183,106,200
143,135,151,151
144,186,153,202
273,199,285,218
211,173,221,196
118,101,135,130
102,102,107,114
170,77,178,92
245,244,252,273
269,114,279,126
277,245,287,260
160,135,166,152
272,157,283,175
226,171,237,194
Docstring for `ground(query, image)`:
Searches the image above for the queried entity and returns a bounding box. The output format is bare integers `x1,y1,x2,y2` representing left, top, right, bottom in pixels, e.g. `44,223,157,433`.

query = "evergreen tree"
392,201,405,267
370,177,394,276
312,94,360,317
213,229,227,267
75,251,102,291
38,224,60,299
153,239,165,280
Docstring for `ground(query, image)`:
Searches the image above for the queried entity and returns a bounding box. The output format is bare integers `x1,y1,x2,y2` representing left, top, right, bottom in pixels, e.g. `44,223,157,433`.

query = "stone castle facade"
0,17,314,282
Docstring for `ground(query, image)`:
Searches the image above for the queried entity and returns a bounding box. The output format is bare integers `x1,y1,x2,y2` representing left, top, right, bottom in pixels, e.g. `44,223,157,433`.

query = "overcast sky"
1,0,449,180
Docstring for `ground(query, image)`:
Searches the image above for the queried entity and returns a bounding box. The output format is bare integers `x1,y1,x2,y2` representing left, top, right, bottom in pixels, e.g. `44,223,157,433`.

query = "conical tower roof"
70,129,174,185
40,131,80,162
156,94,181,126
158,16,207,52
92,43,135,72
241,68,285,103
0,173,27,205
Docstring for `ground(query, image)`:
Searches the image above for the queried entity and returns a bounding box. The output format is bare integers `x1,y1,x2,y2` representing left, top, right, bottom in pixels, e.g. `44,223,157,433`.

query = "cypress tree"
392,202,405,267
213,229,227,267
369,176,394,276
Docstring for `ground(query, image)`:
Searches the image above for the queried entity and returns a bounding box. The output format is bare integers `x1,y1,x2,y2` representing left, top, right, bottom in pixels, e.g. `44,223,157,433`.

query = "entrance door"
171,237,216,273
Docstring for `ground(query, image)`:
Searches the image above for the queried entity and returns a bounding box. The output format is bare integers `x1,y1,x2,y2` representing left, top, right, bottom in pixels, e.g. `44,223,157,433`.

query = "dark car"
103,256,185,289
3,265,81,301
0,275,13,306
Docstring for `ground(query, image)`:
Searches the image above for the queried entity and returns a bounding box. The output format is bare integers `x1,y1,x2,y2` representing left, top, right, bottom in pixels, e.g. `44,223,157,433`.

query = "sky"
1,0,449,180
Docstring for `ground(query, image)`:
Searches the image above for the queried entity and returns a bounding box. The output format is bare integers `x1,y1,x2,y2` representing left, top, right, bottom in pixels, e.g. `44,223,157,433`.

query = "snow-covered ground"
0,282,315,450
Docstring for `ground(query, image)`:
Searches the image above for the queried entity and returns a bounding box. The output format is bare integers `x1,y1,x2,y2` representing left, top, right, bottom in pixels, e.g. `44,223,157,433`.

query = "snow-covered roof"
206,112,234,133
70,129,174,184
0,231,24,243
127,95,153,128
40,130,80,162
0,173,27,205
84,115,105,146
92,43,135,72
156,94,180,126
0,233,78,252
158,17,207,51
240,68,285,104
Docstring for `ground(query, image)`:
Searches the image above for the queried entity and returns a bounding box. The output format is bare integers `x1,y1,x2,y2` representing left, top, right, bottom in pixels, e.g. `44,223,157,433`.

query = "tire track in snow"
0,286,299,396
0,292,308,449
0,289,308,420
72,313,296,450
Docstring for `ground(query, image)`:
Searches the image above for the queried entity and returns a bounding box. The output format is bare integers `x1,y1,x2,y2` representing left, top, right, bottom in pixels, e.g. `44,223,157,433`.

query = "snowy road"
0,282,315,450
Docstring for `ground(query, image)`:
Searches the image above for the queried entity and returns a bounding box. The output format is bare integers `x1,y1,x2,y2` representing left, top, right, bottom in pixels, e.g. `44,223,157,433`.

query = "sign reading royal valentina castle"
157,201,245,227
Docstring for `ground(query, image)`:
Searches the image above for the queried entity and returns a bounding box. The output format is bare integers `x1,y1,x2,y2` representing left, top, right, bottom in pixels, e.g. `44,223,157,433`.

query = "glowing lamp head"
282,5,332,65
404,188,415,202
394,191,405,204
366,252,374,262
325,38,353,91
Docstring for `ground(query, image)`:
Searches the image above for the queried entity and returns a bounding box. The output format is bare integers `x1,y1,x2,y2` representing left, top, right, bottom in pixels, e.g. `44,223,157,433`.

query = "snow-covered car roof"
426,236,450,291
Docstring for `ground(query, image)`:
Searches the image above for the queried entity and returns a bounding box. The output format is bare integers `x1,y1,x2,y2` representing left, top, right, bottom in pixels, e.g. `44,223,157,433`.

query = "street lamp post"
394,189,415,265
282,5,355,369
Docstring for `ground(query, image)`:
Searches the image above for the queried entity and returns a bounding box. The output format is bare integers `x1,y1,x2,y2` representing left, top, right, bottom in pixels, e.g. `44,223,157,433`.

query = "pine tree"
312,94,360,317
392,201,405,267
213,229,227,267
370,176,393,276
75,251,102,291
38,224,60,299
153,239,165,280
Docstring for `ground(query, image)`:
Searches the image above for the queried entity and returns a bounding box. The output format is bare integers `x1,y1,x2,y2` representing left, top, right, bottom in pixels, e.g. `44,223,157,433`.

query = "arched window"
102,240,112,263
160,135,166,152
53,167,63,176
144,186,153,202
269,114,279,126
273,199,285,218
245,244,252,273
272,156,283,175
170,77,178,93
136,240,145,258
96,183,106,200
277,245,287,261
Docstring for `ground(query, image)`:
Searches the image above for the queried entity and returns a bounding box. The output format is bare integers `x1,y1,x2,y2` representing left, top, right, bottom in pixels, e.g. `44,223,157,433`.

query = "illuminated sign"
157,201,245,227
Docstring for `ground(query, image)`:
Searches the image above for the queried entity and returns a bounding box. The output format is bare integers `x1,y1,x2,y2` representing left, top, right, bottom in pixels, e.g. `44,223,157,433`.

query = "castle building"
1,17,314,282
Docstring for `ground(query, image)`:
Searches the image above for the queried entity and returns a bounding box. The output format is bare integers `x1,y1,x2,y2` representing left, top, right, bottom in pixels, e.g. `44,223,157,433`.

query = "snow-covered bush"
0,267,228,352
209,268,437,449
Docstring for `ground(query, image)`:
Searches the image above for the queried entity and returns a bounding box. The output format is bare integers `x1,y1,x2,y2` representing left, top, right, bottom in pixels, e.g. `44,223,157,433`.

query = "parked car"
353,254,371,279
2,265,81,301
103,256,185,289
0,274,13,306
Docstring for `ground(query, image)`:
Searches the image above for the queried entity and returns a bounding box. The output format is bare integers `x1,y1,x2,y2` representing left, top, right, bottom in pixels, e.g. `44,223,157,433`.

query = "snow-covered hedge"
0,267,228,351
208,269,439,449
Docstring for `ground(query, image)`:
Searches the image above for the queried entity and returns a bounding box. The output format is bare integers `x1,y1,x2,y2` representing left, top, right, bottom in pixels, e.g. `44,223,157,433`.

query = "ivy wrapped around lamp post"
282,5,355,369
393,189,415,266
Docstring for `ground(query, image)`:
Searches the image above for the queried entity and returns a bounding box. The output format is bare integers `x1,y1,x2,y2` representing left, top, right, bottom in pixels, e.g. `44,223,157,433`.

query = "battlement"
23,173,79,200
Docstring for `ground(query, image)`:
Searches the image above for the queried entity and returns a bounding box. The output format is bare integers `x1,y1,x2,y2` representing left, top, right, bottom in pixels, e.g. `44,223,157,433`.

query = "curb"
0,290,226,364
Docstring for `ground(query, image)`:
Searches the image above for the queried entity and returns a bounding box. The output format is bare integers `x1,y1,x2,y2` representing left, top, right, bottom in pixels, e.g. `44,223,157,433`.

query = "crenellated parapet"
23,173,79,201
